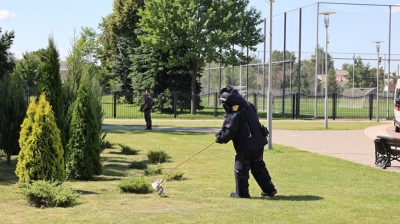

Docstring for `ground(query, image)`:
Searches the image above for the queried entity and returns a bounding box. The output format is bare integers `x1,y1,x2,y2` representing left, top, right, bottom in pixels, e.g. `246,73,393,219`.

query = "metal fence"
104,91,395,120
25,86,395,120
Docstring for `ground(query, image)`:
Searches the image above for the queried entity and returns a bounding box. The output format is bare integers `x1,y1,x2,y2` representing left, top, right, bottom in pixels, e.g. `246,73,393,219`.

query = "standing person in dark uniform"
142,90,153,130
215,85,277,198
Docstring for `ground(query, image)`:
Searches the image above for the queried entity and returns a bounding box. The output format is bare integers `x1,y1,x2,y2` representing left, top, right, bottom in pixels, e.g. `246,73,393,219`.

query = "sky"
1,0,400,71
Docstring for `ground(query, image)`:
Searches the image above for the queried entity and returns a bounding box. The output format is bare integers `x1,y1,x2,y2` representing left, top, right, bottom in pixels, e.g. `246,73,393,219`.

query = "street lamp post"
267,0,274,149
373,41,383,122
319,11,335,129
353,54,355,97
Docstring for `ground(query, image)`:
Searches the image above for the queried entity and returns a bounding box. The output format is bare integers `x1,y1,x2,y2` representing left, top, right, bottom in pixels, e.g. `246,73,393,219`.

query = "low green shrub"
144,165,163,176
19,180,79,208
102,138,112,150
166,171,185,181
129,161,148,169
117,176,152,194
119,144,139,155
146,149,171,164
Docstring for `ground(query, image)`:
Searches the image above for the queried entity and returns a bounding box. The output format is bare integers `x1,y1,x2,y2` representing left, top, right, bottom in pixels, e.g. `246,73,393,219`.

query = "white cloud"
0,9,16,20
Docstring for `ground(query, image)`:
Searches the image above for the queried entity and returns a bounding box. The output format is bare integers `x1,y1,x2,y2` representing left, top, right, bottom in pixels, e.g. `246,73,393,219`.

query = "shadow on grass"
91,176,123,181
102,158,131,164
258,195,323,201
74,189,99,195
101,163,130,177
0,158,19,185
105,129,212,136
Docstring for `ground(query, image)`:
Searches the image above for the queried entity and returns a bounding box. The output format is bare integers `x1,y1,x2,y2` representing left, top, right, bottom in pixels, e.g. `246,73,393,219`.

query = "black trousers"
144,110,152,128
234,147,275,197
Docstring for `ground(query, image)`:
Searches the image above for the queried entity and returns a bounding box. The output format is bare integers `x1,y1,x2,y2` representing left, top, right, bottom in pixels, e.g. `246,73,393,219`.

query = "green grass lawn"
0,123,398,223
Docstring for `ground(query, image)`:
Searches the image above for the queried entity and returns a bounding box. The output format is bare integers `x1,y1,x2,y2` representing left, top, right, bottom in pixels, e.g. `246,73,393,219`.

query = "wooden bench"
374,135,400,169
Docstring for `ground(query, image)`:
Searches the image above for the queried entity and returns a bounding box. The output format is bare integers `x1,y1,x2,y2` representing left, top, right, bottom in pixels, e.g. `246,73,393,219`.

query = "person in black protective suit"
215,85,277,198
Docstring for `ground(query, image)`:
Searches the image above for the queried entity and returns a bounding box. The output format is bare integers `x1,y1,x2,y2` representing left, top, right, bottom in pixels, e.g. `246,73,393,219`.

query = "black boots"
230,192,250,198
261,189,277,197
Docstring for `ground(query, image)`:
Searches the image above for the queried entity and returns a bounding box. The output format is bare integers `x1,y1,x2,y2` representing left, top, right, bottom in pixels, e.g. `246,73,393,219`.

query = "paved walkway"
102,121,400,172
272,122,400,172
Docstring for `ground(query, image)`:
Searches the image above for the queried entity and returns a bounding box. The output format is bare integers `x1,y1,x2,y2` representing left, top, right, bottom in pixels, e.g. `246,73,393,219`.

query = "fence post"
292,93,296,119
332,92,336,120
295,92,300,119
253,93,257,111
214,92,218,117
113,92,117,119
174,91,177,118
369,93,373,121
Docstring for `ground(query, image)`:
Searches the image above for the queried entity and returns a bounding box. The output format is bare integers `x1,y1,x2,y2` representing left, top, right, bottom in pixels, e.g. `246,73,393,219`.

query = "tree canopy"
0,28,15,80
138,0,263,113
98,0,145,71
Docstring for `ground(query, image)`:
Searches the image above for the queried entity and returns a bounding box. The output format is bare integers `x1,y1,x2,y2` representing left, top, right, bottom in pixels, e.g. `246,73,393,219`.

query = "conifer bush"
117,176,152,194
19,180,79,208
38,36,65,150
66,75,102,180
146,149,171,164
144,165,163,176
166,171,185,181
16,93,65,183
119,143,139,155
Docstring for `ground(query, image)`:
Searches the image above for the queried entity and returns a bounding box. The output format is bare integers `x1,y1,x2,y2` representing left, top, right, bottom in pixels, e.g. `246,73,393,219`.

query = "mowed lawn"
0,121,399,223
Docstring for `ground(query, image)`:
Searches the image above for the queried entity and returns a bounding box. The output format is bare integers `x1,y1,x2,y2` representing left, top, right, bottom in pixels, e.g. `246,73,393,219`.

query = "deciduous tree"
138,0,263,114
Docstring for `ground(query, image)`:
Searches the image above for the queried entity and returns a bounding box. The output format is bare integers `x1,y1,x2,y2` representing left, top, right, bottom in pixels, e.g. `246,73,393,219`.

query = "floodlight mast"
319,11,335,129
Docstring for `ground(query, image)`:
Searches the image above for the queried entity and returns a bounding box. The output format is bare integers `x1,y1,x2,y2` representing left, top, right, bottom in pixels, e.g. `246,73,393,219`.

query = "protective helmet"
219,92,230,103
219,85,234,103
219,85,234,95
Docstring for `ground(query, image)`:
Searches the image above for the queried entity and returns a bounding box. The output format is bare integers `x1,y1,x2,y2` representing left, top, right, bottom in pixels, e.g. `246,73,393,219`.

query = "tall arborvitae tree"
63,35,84,158
66,73,101,180
38,36,65,149
0,74,27,165
64,33,106,167
86,65,106,157
16,93,65,183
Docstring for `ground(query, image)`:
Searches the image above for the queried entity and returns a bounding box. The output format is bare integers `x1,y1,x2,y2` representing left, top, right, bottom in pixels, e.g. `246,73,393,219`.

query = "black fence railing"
104,91,395,120
25,87,395,120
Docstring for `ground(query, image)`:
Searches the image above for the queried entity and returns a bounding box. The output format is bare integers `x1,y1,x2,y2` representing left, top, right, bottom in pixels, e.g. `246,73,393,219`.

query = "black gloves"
215,136,225,144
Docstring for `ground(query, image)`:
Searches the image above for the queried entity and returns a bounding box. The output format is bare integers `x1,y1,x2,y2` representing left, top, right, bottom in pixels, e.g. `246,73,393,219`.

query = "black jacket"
217,90,268,151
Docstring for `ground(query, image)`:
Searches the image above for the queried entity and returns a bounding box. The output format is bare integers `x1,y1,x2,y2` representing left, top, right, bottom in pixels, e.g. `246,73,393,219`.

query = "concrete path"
272,122,400,172
102,121,400,172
